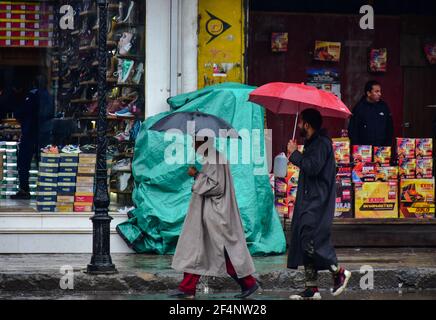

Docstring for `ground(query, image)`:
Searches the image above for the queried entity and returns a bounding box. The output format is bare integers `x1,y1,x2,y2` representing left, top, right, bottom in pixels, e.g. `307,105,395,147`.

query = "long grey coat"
287,132,338,271
172,151,256,278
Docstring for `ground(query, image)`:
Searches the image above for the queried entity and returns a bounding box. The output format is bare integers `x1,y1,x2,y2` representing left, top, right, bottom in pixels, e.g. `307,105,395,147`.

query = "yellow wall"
197,0,245,88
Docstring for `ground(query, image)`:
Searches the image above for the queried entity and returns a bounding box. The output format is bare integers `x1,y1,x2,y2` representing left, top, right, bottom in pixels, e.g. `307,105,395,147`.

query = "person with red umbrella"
286,109,351,300
249,83,352,299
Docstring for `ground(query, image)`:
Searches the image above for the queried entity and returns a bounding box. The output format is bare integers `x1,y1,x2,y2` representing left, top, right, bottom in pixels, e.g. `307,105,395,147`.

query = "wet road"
2,289,436,300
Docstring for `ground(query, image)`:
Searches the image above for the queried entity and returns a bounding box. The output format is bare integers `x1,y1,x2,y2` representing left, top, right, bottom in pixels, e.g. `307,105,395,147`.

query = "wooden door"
403,67,436,139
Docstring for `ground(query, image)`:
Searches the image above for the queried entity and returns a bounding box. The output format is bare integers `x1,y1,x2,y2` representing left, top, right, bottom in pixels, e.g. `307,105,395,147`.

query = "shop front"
0,0,147,253
248,0,436,246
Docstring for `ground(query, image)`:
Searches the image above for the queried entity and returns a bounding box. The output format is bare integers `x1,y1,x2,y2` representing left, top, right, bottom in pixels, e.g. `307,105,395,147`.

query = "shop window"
0,1,145,211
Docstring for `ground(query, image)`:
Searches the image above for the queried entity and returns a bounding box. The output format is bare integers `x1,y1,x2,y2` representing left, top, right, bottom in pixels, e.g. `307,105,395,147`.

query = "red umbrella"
249,82,352,138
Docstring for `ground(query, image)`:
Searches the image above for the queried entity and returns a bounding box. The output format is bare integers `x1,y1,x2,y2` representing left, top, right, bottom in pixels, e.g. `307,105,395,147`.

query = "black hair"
301,108,322,131
364,80,381,96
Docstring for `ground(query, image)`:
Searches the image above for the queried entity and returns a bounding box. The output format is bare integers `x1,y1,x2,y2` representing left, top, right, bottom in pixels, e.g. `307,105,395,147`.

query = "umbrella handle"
292,112,299,140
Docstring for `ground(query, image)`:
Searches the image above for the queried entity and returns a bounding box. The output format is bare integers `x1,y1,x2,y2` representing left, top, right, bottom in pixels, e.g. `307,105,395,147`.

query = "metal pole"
87,0,117,274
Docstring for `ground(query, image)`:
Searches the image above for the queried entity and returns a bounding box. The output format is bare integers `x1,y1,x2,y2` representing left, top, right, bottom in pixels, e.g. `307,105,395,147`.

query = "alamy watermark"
59,265,74,290
162,122,273,176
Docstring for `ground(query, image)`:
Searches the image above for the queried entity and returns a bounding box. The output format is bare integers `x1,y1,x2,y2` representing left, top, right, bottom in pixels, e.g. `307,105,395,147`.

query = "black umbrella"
149,111,240,139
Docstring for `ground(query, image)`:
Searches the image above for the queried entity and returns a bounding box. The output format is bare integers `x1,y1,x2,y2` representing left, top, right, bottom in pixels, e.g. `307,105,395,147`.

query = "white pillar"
180,0,198,94
145,0,171,117
145,0,198,117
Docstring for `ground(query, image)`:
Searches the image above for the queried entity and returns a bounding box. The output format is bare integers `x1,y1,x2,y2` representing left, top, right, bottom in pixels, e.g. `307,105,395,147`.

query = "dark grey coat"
287,132,338,271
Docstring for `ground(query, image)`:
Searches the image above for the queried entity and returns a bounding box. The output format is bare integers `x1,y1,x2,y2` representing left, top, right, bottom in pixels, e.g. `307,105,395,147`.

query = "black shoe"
10,190,31,200
234,283,259,299
168,289,195,299
289,287,322,300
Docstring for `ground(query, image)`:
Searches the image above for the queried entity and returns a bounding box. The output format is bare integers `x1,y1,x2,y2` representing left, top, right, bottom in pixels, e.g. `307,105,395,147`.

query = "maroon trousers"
179,251,257,295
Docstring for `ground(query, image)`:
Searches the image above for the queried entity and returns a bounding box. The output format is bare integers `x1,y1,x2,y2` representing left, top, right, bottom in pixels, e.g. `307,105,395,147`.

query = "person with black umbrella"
150,112,259,299
168,136,259,299
286,108,351,300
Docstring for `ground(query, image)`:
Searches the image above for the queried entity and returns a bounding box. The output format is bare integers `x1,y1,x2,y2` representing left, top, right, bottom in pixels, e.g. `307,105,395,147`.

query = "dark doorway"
403,67,436,138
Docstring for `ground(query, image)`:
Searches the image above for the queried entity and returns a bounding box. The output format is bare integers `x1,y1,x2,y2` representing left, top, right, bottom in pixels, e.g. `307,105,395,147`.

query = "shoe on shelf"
112,158,131,171
121,1,136,24
167,289,195,300
132,62,144,84
80,144,97,154
117,59,135,84
289,288,322,300
61,145,82,154
114,131,130,142
331,268,351,297
234,282,259,299
118,172,131,192
114,107,133,117
10,189,31,200
41,145,59,154
117,32,135,56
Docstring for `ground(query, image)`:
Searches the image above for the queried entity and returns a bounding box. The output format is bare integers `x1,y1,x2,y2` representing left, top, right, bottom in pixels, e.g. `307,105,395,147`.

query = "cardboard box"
74,202,93,212
78,165,96,175
332,138,350,164
399,158,416,179
57,204,74,212
400,179,435,203
57,195,75,203
376,166,399,182
57,184,76,194
336,164,352,179
76,186,94,193
335,182,353,218
352,145,372,164
76,176,95,184
58,175,76,183
37,201,57,212
352,163,377,183
36,192,57,203
400,178,435,218
416,138,433,158
37,182,58,193
274,177,287,196
58,154,78,161
58,166,78,173
355,182,398,219
40,153,60,164
416,158,433,179
59,162,78,168
75,193,94,203
400,202,435,219
397,138,415,159
79,156,97,165
286,164,300,184
38,173,58,184
38,163,59,174
373,146,392,166
275,197,289,217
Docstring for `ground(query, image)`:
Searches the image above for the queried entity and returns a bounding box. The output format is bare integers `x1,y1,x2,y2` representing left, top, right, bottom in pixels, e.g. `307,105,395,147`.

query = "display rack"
51,0,145,207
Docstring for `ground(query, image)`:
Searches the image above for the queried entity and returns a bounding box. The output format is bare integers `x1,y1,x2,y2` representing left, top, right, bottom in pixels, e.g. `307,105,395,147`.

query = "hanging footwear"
131,62,144,84
115,1,124,23
117,31,135,56
118,59,135,84
121,1,136,24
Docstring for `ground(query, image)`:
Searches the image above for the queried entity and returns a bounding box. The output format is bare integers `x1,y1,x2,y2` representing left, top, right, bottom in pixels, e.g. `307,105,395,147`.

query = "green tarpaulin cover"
116,83,286,255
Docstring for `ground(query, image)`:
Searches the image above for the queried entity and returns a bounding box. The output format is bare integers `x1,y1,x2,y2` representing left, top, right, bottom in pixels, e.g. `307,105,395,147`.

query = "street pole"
87,0,117,274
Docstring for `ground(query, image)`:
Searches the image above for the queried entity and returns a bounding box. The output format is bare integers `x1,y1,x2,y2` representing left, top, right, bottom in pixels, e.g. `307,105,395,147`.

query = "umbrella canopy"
249,82,351,119
149,111,240,139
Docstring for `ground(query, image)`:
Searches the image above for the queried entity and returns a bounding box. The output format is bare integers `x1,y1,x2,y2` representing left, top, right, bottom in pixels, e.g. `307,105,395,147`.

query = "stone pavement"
1,248,436,292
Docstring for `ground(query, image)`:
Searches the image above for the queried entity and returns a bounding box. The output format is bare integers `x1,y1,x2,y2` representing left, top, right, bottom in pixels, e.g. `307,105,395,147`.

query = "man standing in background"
348,81,394,147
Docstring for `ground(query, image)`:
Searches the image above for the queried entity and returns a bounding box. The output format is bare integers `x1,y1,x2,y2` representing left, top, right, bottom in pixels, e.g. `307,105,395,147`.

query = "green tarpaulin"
116,83,286,256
